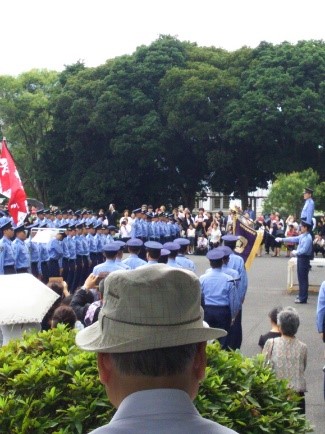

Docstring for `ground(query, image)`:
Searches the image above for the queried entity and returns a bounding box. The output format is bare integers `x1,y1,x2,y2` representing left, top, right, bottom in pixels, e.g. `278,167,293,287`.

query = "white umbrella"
0,273,59,325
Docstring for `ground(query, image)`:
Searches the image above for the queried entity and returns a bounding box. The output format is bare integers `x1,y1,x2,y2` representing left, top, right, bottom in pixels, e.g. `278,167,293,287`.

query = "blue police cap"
68,224,76,230
144,241,163,250
127,238,143,247
163,242,181,251
76,222,84,229
108,225,117,231
36,209,44,215
301,220,312,228
174,237,190,246
85,223,94,229
0,218,13,231
160,248,171,257
59,222,69,229
221,235,239,242
132,208,142,214
114,240,126,250
206,248,224,260
14,224,26,233
221,246,233,256
103,243,120,252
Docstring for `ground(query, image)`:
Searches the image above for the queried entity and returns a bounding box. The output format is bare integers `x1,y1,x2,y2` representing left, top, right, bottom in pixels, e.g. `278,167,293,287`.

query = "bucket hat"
76,264,226,353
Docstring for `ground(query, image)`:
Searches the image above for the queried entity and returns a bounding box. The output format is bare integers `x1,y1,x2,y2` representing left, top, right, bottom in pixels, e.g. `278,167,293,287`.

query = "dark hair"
110,343,198,376
47,281,64,298
51,305,77,329
269,306,283,324
147,248,160,260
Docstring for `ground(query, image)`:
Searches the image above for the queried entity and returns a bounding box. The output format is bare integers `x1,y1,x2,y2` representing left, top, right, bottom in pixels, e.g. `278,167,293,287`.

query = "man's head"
303,187,313,199
300,220,311,233
76,266,226,405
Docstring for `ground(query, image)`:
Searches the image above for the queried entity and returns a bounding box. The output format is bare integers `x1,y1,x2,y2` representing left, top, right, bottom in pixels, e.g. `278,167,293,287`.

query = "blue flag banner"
233,215,263,270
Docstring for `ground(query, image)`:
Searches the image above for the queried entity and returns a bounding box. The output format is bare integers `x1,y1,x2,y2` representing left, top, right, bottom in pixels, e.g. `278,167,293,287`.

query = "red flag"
0,138,28,224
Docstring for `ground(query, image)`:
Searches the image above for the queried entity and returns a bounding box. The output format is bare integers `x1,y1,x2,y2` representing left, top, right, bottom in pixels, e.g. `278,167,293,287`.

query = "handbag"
265,338,275,367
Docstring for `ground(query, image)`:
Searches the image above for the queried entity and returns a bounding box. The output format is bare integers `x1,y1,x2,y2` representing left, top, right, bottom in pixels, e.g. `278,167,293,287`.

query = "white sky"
1,0,325,76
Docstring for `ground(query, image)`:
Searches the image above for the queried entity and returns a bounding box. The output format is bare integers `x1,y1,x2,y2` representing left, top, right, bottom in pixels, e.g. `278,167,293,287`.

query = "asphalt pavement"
193,252,325,434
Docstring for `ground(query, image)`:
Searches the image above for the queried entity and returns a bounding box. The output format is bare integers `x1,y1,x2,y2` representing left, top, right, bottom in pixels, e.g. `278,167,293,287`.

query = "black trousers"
41,261,49,284
224,309,243,350
3,265,16,274
297,255,310,302
31,262,38,277
49,259,60,278
17,268,29,273
204,305,231,349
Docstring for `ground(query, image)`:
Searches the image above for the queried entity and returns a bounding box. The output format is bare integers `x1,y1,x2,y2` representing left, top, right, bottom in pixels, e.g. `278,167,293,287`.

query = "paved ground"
193,253,325,434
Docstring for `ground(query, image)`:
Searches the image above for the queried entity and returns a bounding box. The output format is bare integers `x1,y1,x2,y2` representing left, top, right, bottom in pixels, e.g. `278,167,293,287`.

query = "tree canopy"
0,37,324,210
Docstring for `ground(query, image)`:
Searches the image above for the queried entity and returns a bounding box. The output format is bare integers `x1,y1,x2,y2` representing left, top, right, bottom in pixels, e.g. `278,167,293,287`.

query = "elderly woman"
263,307,307,413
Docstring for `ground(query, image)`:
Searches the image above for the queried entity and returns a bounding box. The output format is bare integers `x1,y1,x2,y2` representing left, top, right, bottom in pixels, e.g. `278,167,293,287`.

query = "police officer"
38,221,50,283
163,242,184,268
25,223,41,278
13,224,30,273
301,187,315,226
276,220,313,304
199,248,237,349
0,219,15,274
143,241,163,265
174,238,196,272
221,234,248,350
122,238,147,269
92,243,125,275
114,240,131,270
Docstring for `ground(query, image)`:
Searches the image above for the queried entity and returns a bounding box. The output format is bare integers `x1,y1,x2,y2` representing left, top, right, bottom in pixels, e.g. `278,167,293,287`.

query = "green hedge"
0,326,312,433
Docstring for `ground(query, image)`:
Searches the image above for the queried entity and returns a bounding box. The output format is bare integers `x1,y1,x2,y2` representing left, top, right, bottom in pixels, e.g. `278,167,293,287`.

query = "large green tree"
0,69,59,203
263,168,325,217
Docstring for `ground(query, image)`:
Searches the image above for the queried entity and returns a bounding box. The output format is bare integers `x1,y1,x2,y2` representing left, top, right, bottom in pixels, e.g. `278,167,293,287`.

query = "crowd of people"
1,186,324,430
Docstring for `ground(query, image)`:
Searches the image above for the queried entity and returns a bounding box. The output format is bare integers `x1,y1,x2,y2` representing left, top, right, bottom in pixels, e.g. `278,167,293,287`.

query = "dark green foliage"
1,37,325,209
0,328,311,433
198,344,312,433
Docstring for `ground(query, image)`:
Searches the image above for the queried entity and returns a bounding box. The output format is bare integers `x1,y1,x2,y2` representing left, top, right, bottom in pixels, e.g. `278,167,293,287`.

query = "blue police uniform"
281,232,313,303
92,260,124,275
26,237,41,277
175,254,196,272
0,227,15,274
48,238,63,277
301,197,315,226
13,238,30,272
122,254,147,270
200,266,236,349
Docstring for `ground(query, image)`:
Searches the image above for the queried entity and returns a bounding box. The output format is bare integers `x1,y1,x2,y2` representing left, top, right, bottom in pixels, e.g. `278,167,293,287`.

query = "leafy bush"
0,327,312,433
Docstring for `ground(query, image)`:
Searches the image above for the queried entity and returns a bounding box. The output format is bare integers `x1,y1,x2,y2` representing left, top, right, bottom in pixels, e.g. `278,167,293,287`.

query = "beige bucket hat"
76,264,226,353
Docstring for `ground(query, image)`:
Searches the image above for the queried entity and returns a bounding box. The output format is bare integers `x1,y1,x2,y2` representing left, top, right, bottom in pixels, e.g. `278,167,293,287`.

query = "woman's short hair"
269,306,283,324
51,305,77,329
277,307,300,336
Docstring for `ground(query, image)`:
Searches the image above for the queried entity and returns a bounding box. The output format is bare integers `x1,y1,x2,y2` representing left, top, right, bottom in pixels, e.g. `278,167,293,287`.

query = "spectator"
75,265,237,433
313,233,325,257
285,224,299,257
263,307,307,413
258,306,282,350
51,305,78,329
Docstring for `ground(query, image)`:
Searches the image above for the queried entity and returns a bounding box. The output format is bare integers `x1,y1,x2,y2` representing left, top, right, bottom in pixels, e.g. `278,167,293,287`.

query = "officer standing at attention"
12,224,30,273
301,187,315,227
220,235,248,350
174,238,196,272
92,243,125,276
276,220,313,304
199,249,236,349
122,239,147,269
0,219,16,274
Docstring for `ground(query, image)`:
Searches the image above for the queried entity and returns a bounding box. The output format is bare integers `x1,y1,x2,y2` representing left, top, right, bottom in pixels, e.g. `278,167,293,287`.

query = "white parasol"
0,273,60,325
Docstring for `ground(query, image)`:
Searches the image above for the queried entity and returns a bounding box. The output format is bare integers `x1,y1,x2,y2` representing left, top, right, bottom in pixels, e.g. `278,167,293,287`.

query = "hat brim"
76,319,226,353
